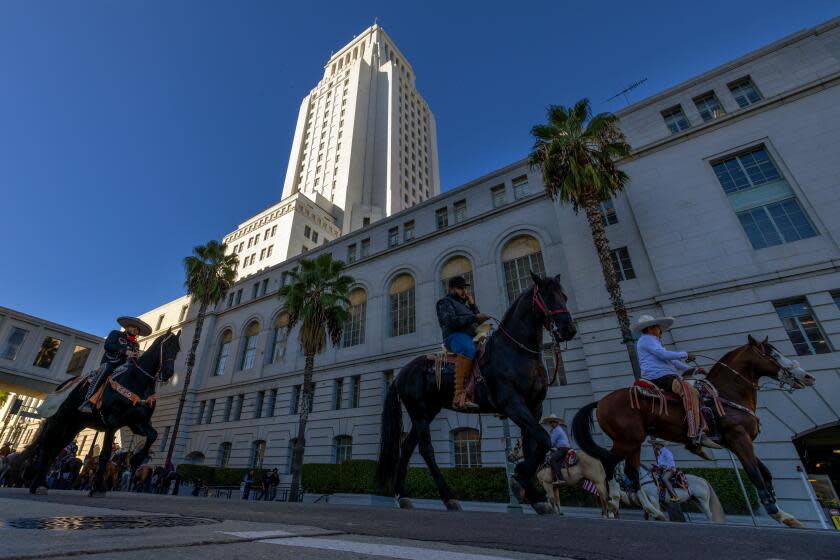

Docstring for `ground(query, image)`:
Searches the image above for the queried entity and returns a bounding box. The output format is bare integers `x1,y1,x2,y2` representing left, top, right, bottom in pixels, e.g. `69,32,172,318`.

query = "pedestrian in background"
268,468,280,501
242,469,254,500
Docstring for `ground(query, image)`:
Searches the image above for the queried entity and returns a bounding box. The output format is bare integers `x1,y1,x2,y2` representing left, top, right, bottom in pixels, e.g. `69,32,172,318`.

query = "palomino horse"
608,464,725,523
507,438,614,517
572,336,815,527
25,329,180,496
375,274,576,513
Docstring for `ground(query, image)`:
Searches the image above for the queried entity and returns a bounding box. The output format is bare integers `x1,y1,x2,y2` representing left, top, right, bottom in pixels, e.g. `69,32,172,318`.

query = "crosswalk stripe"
261,537,517,560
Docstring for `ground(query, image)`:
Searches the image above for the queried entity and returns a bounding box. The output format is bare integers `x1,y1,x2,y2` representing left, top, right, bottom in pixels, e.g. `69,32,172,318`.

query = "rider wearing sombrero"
634,314,721,452
542,414,571,482
79,316,152,414
436,275,490,411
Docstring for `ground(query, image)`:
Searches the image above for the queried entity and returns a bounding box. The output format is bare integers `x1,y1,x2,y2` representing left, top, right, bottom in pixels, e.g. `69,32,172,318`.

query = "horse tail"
571,401,622,481
374,377,403,495
706,481,726,523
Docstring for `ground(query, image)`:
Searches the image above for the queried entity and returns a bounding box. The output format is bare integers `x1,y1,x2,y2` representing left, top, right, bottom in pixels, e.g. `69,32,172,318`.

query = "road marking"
261,537,517,560
221,530,293,538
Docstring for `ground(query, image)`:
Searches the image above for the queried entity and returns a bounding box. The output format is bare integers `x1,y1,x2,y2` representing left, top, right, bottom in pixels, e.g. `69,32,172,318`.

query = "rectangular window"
261,278,269,296
403,220,415,242
223,395,233,422
503,252,546,304
388,227,399,248
362,217,371,227
343,296,366,348
491,185,507,208
435,207,448,229
349,375,361,408
255,391,265,418
661,105,690,134
774,299,831,356
259,248,266,261
610,247,636,281
390,287,416,336
227,292,234,308
312,231,319,243
333,378,344,410
600,199,618,226
728,77,762,108
512,175,530,200
178,305,188,322
694,91,725,122
359,238,370,257
33,336,62,369
205,399,215,424
252,282,259,299
290,385,301,415
453,200,467,223
304,225,311,239
235,289,242,305
347,244,357,263
234,394,244,421
542,345,567,386
267,246,273,258
711,146,817,250
196,401,205,425
66,345,91,376
266,388,277,418
155,315,165,331
1,327,29,361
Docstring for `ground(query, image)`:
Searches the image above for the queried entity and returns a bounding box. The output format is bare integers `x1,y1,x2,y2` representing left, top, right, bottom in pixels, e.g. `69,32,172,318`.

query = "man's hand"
466,293,476,306
686,352,696,362
475,313,490,324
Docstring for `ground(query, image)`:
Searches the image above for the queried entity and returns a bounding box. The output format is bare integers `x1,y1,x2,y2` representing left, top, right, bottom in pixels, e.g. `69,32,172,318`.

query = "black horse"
26,329,180,496
375,273,576,513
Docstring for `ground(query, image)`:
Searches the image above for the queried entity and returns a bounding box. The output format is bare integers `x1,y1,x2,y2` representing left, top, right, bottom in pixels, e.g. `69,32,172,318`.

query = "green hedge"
178,461,758,514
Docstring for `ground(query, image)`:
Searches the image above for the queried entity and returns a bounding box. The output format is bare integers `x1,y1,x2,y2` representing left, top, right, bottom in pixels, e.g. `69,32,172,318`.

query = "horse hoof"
35,487,48,496
532,502,554,515
397,497,414,509
445,499,462,512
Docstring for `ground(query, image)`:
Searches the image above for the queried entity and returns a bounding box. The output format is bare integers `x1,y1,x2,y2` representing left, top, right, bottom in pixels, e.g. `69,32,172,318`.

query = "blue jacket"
436,294,480,339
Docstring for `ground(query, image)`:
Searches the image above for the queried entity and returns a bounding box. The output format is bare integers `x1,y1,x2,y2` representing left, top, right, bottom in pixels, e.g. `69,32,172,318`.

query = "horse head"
746,335,815,390
531,272,577,342
141,328,182,383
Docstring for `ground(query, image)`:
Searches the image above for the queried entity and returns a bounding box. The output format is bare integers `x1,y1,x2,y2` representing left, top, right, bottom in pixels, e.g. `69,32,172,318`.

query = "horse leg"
504,398,553,514
616,443,642,492
756,459,777,501
90,427,115,496
729,434,802,528
128,422,157,471
414,418,459,511
394,427,419,509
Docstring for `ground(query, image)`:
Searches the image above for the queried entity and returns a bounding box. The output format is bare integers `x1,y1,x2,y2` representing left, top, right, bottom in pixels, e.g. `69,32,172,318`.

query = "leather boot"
453,356,479,411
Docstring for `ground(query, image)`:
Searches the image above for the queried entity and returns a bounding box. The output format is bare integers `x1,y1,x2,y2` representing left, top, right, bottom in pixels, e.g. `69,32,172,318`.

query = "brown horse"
572,336,815,528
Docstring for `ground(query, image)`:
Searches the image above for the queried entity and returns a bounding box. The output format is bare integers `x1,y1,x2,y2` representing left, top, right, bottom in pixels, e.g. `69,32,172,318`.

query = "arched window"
342,288,367,347
389,274,415,337
451,428,481,467
214,330,232,376
217,442,232,468
440,256,474,296
501,235,546,304
333,435,352,464
270,312,290,364
249,439,266,469
286,438,298,474
185,451,205,465
240,321,260,370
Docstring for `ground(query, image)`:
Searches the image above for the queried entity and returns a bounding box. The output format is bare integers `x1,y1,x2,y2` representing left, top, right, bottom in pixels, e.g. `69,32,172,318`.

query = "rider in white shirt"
542,414,571,481
652,438,679,502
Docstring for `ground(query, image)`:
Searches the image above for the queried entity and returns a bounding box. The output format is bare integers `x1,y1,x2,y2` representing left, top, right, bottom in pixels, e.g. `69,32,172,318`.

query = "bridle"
694,342,803,394
130,333,176,383
494,285,572,355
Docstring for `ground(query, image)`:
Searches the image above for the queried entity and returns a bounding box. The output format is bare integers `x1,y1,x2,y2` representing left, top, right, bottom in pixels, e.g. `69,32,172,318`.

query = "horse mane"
498,284,534,326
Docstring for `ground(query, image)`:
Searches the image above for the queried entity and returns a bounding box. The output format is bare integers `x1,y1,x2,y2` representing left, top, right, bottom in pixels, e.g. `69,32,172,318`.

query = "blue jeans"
444,332,476,359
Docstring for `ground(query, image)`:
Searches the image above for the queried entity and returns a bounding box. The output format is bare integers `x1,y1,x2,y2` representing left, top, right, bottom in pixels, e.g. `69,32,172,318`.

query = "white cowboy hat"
117,316,152,337
649,437,666,447
632,314,674,335
540,414,566,426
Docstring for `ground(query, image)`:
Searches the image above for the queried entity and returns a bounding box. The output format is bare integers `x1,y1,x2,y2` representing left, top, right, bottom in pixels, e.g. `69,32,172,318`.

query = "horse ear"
530,270,543,287
762,336,769,345
747,334,758,346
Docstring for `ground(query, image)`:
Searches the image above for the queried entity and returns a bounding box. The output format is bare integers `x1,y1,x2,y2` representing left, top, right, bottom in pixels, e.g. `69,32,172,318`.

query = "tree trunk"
582,195,641,379
289,352,315,501
165,300,208,466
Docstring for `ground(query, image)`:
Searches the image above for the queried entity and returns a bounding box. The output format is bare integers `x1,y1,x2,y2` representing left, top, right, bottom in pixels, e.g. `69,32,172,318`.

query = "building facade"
138,18,840,526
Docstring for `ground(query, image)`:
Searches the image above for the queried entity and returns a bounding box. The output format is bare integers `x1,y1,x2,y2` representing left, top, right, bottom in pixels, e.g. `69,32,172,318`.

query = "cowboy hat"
117,316,152,337
649,437,666,447
632,314,674,335
540,414,566,426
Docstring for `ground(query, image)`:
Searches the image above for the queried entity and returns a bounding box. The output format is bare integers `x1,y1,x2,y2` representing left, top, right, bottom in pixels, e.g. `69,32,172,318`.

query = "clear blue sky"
1,1,836,336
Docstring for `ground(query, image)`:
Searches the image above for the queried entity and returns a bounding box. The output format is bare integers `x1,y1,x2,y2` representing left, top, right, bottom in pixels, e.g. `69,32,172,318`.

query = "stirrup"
454,400,479,411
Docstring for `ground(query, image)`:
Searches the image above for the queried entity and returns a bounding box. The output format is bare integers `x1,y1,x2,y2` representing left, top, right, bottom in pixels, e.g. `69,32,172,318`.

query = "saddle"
544,449,579,485
426,336,488,400
651,465,689,502
628,378,726,439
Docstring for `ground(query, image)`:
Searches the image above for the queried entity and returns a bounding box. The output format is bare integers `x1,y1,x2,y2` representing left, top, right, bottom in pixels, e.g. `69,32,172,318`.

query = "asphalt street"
0,488,836,560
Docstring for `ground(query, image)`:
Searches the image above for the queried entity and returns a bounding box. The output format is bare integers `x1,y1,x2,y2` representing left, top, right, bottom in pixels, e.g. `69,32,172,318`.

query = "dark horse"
26,329,180,496
375,273,576,513
572,335,815,527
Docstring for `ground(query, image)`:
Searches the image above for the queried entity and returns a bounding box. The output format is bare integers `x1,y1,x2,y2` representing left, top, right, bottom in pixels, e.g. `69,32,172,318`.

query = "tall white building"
224,25,440,281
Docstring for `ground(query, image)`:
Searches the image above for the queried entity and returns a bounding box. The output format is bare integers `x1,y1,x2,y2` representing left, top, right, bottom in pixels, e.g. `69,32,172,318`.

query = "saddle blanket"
651,465,689,503
36,375,88,418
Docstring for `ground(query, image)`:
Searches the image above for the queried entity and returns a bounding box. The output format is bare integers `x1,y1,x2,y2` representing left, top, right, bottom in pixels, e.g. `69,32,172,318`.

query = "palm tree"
279,253,353,500
165,241,238,465
529,98,641,378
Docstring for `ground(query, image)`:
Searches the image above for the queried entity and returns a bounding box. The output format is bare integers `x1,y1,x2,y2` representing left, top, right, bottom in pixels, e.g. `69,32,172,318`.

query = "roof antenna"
607,78,648,106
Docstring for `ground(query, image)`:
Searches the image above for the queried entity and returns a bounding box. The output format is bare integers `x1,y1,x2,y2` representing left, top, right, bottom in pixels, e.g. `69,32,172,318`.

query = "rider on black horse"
436,275,490,411
79,316,152,414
